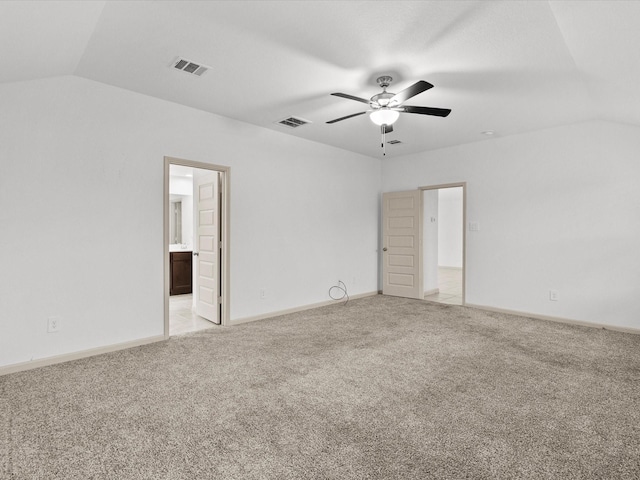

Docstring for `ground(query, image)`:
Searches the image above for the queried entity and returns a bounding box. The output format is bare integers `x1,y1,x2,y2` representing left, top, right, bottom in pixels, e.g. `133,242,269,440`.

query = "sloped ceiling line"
71,1,107,76
1,0,638,157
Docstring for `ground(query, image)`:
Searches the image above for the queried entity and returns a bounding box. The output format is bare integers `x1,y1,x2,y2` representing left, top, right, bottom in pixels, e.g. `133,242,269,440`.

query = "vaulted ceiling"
2,1,639,158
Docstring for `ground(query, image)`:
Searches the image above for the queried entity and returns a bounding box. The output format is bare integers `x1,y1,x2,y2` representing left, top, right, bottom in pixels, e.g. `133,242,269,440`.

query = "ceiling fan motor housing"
371,92,394,108
372,76,396,107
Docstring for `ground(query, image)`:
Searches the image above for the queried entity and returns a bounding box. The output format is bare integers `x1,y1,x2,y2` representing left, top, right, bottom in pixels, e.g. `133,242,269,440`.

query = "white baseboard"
0,293,380,375
465,303,640,335
424,288,440,296
230,291,379,326
10,296,633,376
0,335,166,376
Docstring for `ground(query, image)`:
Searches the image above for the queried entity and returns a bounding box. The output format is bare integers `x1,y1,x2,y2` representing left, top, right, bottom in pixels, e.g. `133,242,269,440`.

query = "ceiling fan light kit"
327,76,451,155
370,108,399,126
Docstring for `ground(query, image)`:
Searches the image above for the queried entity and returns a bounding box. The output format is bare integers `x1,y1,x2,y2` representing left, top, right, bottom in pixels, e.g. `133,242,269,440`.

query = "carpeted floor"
1,295,639,479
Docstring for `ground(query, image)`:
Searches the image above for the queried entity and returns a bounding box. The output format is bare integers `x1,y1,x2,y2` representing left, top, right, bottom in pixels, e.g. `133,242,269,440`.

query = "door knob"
383,247,388,252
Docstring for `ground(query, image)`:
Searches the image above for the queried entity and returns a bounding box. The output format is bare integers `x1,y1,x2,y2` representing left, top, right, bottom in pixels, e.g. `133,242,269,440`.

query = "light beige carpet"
1,295,639,479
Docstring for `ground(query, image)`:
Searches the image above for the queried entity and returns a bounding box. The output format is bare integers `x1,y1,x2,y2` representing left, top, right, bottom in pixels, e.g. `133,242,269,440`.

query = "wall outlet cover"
47,316,61,333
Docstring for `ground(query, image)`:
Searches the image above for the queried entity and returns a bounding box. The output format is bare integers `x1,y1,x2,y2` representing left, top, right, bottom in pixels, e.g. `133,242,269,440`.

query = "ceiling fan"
327,76,451,154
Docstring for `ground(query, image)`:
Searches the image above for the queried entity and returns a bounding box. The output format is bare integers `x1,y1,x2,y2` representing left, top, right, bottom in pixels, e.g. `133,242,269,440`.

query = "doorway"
421,184,465,305
164,157,230,337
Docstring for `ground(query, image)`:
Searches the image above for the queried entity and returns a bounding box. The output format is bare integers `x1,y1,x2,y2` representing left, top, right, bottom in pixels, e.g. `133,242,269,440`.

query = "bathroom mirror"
169,201,182,244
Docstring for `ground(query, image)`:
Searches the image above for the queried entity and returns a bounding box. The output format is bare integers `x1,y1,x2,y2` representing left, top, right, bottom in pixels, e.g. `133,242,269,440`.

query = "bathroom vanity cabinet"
170,251,193,296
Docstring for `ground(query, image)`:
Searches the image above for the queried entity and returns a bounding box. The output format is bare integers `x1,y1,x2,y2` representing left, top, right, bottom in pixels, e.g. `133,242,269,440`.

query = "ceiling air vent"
277,116,311,128
172,57,209,76
387,139,402,145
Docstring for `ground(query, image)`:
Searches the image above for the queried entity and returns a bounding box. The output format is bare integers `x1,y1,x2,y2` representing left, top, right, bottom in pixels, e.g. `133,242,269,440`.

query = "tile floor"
424,267,463,305
169,294,217,336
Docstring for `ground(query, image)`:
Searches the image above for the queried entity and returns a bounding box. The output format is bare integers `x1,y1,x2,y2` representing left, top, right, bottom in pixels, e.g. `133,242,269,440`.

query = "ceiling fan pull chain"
381,125,386,156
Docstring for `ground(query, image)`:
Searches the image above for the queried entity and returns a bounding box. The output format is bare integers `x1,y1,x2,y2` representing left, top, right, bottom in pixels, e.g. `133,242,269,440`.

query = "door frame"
164,156,231,337
418,182,466,305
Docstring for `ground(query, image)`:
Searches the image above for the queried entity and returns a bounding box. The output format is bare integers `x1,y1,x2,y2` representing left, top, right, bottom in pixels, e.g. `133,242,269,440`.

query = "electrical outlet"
47,316,61,333
260,288,266,299
549,290,558,301
469,222,480,231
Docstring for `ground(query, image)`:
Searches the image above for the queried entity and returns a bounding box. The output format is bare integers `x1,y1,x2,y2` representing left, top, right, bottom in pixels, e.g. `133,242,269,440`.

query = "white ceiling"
2,0,639,158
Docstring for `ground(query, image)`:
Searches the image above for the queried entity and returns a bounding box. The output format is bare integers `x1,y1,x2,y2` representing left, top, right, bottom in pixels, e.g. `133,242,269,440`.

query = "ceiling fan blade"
331,93,370,104
383,124,393,134
398,105,451,117
326,111,368,124
389,81,434,105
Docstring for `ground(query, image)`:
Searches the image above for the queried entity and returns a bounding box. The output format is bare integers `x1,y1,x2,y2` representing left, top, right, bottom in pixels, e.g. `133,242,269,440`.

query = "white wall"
0,75,381,369
382,121,640,330
423,190,439,293
438,187,463,268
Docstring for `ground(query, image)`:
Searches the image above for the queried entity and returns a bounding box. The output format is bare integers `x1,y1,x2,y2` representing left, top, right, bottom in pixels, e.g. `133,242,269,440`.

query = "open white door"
195,172,220,324
382,190,423,299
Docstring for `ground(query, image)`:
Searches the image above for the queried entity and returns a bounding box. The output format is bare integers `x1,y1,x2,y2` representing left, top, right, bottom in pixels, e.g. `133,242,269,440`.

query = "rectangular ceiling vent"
172,57,209,76
277,116,311,128
387,139,402,145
